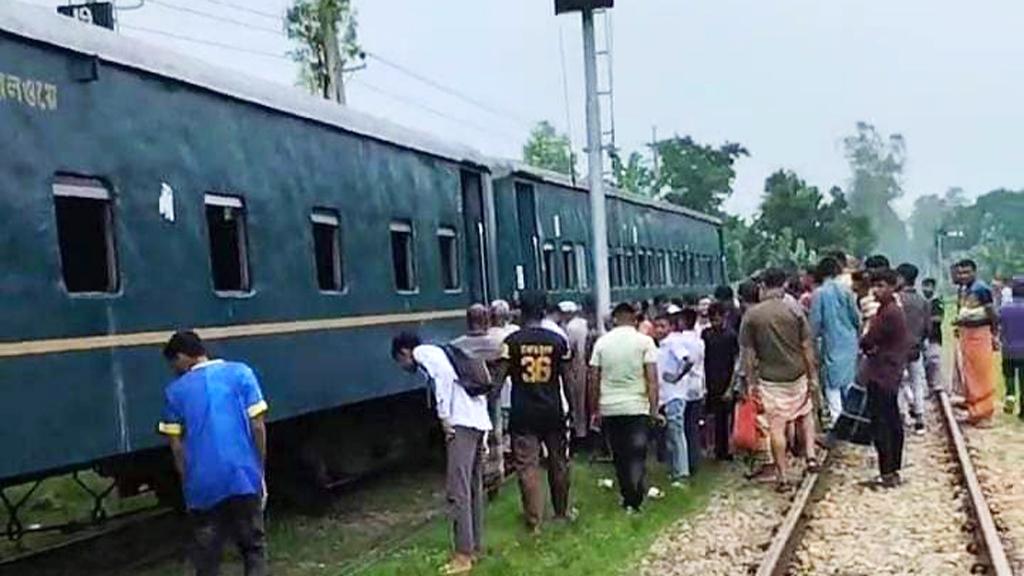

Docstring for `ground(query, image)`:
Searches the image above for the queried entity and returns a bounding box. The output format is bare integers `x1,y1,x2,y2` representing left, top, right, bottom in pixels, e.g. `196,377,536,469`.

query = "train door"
460,170,491,303
514,182,540,290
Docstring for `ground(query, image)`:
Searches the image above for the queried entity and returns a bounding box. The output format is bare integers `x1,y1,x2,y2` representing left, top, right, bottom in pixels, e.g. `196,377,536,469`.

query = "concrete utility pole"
581,8,611,329
324,21,346,105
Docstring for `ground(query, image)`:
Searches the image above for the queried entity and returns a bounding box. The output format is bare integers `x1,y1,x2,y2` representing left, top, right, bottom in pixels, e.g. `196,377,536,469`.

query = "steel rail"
0,504,178,565
937,390,1014,576
754,451,828,576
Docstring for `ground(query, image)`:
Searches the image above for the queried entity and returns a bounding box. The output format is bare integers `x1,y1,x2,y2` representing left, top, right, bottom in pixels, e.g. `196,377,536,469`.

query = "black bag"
441,343,496,397
833,381,872,446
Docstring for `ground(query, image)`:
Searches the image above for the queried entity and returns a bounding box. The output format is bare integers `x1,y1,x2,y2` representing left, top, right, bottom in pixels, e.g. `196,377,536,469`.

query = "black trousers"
684,399,704,473
191,495,268,576
1003,357,1024,400
707,399,734,460
867,384,904,477
603,415,649,509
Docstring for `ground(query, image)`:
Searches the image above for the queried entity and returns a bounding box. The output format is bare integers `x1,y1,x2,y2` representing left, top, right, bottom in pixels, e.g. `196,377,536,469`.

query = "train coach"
0,1,723,517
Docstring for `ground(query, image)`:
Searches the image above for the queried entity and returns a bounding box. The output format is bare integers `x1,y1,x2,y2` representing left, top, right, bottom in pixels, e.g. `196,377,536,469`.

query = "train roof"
1,1,489,168
494,161,724,226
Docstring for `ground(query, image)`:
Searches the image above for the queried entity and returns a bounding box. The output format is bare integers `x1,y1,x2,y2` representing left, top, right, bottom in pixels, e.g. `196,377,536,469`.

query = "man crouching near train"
157,330,269,576
392,331,492,575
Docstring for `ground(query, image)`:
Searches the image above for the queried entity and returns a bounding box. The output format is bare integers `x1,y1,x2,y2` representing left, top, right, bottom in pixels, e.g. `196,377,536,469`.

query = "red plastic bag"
732,397,760,453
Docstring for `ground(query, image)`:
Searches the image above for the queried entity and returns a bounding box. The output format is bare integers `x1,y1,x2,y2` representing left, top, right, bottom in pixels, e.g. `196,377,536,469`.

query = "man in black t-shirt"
493,290,573,533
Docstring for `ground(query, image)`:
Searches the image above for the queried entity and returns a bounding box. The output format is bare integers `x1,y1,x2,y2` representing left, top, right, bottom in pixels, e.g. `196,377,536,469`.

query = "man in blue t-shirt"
158,331,269,576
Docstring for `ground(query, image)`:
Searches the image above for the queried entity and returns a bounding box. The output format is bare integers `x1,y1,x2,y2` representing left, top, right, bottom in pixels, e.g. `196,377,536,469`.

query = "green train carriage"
0,1,723,520
492,164,724,305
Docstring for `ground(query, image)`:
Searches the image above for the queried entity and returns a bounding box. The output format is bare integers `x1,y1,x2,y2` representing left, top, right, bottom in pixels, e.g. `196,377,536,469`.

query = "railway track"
756,391,1013,576
0,507,185,576
0,454,487,576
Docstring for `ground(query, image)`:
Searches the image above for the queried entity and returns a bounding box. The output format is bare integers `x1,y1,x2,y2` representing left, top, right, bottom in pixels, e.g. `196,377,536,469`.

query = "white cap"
557,301,579,314
665,304,683,315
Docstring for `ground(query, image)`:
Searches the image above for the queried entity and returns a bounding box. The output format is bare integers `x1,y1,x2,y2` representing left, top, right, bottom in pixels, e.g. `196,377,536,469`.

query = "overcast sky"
24,0,1024,218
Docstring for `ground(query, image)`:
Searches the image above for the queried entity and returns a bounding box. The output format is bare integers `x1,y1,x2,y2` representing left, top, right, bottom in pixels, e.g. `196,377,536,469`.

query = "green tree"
722,215,755,281
522,121,574,176
610,150,655,196
742,170,874,275
654,137,749,216
819,186,875,258
943,189,1024,278
286,0,360,103
842,121,908,259
755,170,825,242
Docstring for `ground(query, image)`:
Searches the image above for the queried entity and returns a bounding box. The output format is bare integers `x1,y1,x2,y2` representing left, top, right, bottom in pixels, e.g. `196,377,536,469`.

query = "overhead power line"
350,77,521,141
120,23,291,59
146,0,286,36
193,0,283,21
364,51,533,129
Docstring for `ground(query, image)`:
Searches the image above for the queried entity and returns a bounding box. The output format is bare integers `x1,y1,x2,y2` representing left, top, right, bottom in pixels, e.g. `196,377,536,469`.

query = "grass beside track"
134,458,716,576
356,459,718,576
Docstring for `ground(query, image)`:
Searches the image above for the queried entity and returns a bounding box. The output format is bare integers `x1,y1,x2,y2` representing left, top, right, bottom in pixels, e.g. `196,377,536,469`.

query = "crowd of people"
149,251,1019,576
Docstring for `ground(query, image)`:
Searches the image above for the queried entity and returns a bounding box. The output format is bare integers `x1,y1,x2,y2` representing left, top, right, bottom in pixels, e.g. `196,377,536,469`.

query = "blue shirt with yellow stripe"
158,359,267,511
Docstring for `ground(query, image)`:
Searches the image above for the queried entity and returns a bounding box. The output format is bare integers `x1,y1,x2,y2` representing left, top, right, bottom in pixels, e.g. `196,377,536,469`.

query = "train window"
707,257,715,283
638,250,649,287
205,194,250,293
561,243,576,289
311,210,344,292
542,242,557,290
438,227,460,291
688,253,697,283
53,176,119,294
575,244,589,289
390,221,417,292
622,248,630,284
611,249,622,288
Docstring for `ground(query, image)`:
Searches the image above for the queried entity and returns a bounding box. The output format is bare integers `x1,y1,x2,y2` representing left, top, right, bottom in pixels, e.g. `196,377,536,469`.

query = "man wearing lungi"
740,268,820,491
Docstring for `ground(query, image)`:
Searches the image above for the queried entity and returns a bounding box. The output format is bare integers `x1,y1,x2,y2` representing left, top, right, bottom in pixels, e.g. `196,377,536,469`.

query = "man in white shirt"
489,300,520,423
677,308,706,475
392,332,491,575
654,306,694,485
561,301,592,441
542,304,570,344
696,297,713,335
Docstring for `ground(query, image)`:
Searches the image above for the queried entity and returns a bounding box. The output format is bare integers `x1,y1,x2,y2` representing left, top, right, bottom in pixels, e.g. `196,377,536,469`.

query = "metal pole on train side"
581,8,612,332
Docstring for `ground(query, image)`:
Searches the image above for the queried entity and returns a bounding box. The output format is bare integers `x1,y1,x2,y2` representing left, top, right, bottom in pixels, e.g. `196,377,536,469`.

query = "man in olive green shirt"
589,303,662,511
740,268,819,489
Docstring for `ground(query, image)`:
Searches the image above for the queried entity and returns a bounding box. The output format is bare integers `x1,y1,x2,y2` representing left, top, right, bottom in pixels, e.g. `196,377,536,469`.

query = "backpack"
441,343,497,397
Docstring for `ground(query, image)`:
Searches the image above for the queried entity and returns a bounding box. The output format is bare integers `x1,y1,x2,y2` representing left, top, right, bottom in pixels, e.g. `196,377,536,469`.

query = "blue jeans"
662,399,689,480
